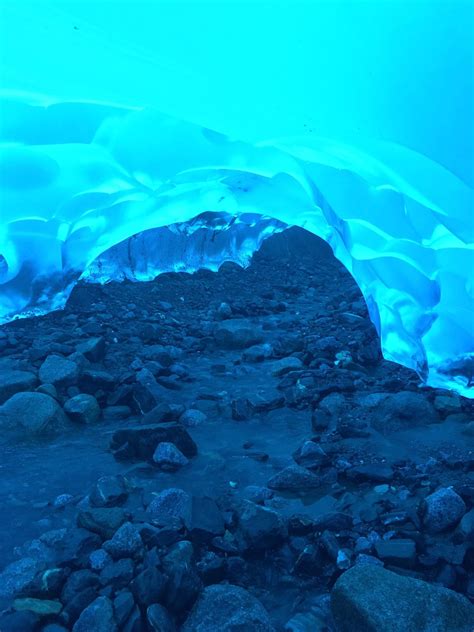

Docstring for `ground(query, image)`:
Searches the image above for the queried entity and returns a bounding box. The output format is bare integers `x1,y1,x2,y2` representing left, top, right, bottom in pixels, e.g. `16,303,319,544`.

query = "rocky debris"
39,355,80,386
0,391,68,434
64,393,101,424
213,318,264,349
0,370,38,404
182,584,275,632
420,487,466,533
331,564,474,632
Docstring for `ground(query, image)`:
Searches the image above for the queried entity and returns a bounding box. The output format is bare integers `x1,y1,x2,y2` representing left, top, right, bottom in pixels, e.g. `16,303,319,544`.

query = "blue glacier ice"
0,1,472,397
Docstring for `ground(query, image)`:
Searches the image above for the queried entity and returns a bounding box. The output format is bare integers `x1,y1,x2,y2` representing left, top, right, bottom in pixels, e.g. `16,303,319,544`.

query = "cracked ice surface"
0,1,472,397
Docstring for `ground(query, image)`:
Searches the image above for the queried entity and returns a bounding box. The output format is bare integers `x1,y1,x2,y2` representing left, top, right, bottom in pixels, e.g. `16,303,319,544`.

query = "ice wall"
0,0,473,397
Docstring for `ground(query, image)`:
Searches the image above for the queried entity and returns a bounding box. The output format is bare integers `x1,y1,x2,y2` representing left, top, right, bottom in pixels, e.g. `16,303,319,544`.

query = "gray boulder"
331,564,474,632
0,391,67,434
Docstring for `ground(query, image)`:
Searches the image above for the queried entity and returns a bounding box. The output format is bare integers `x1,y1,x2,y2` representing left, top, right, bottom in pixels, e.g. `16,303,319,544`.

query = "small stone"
76,337,106,362
268,464,320,491
180,409,207,427
421,487,466,533
238,501,287,551
147,488,192,526
153,442,189,470
103,522,143,559
147,603,176,632
90,475,128,508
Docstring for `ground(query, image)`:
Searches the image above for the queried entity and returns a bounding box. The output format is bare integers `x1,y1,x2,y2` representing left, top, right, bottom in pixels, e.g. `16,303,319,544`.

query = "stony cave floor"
0,228,473,632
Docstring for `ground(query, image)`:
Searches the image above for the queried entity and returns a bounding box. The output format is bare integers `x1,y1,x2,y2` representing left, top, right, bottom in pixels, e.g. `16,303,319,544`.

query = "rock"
268,465,321,491
346,463,394,483
72,596,118,632
147,604,176,632
182,584,275,632
238,501,287,550
180,409,207,427
39,355,80,386
89,549,112,571
76,337,106,362
153,442,189,470
242,343,273,363
459,508,474,542
270,356,303,376
293,441,330,469
77,507,126,539
213,319,264,349
99,558,134,590
64,393,101,424
185,496,225,542
331,564,474,632
13,597,62,615
90,475,128,508
130,567,166,608
61,570,100,603
0,370,37,404
79,369,116,393
0,391,67,435
113,591,134,628
103,522,143,559
242,485,274,504
374,539,416,568
110,424,197,460
147,488,192,526
421,487,466,533
162,542,202,613
371,391,439,434
217,302,232,319
0,610,40,631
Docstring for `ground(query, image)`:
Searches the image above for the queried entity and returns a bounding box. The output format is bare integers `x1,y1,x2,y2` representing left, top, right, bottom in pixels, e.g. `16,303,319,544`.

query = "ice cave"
0,2,473,629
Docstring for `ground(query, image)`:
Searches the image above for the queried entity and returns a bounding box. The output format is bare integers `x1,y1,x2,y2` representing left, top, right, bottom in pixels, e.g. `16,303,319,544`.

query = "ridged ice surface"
0,1,472,397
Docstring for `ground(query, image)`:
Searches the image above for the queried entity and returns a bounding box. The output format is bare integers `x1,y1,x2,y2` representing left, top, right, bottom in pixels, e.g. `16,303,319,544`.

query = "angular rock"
64,393,101,424
76,337,106,362
182,584,275,632
90,475,128,508
72,596,118,632
103,522,143,559
153,442,189,471
238,501,287,551
270,356,303,376
185,496,225,542
0,391,67,435
39,355,80,386
268,464,320,491
331,564,474,632
374,539,416,568
147,488,192,526
147,604,176,632
77,507,126,539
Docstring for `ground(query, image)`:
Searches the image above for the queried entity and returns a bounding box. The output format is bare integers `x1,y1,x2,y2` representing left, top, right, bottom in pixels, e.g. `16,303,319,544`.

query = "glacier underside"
0,1,473,398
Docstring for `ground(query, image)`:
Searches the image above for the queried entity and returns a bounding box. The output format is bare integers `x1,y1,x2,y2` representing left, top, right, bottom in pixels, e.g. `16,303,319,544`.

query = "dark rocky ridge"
0,227,473,631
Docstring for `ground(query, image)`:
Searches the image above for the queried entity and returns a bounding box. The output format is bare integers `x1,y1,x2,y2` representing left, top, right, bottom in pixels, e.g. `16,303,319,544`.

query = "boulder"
0,370,37,404
331,564,474,632
421,487,466,533
0,391,67,434
64,394,101,424
39,355,80,386
182,584,275,632
213,319,263,349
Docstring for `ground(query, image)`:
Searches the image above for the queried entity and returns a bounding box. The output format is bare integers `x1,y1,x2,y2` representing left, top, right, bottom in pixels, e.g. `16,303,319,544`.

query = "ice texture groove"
0,1,473,397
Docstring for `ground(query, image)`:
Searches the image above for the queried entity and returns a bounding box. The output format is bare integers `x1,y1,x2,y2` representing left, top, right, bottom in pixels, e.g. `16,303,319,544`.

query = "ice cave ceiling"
0,0,473,397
